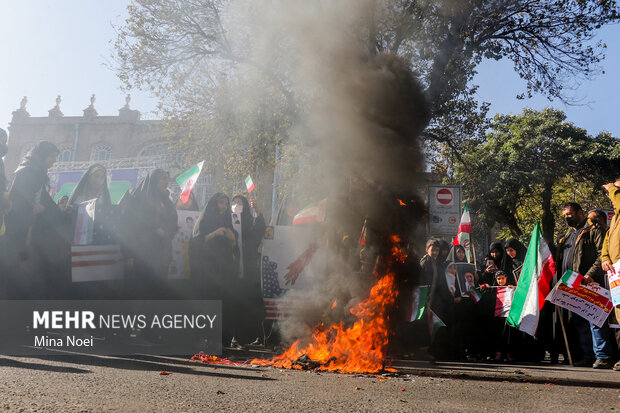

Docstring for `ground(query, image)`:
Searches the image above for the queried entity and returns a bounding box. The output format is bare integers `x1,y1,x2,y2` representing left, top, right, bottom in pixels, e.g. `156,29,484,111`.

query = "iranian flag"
293,198,327,225
176,161,204,203
507,221,556,337
453,204,473,263
409,285,429,322
245,175,256,193
560,269,583,289
495,286,516,317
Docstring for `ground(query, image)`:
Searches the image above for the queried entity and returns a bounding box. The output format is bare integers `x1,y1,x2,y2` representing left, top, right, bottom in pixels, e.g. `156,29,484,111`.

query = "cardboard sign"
547,281,614,328
607,261,620,307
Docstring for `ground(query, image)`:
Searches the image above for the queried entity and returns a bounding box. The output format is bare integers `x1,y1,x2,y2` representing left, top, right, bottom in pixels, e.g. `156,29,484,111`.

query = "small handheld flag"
176,161,204,203
245,175,256,193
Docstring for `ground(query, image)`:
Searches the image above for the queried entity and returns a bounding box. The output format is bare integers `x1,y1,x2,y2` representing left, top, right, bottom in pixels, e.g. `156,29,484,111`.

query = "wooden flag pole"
556,306,573,366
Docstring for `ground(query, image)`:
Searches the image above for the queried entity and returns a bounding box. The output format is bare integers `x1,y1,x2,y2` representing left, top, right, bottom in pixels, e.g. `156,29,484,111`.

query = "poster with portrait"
455,263,477,295
168,210,201,279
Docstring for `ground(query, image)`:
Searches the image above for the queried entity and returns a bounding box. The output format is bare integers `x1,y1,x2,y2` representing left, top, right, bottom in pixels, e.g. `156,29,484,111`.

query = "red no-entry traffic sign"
436,188,453,205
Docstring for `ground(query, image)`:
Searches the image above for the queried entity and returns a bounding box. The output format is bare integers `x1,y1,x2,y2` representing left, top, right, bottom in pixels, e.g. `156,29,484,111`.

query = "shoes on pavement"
592,359,614,369
613,360,620,371
230,337,244,350
572,359,594,367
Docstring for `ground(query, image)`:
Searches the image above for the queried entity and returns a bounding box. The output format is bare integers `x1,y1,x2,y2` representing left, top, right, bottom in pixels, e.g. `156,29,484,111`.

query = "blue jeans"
590,321,616,361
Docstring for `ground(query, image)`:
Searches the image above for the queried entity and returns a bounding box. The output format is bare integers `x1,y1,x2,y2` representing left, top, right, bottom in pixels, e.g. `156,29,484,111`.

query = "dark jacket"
556,220,604,283
419,254,437,286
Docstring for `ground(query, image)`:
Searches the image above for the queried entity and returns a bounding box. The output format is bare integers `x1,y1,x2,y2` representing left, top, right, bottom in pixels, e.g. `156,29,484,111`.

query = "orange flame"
397,199,406,206
331,300,338,309
252,236,406,374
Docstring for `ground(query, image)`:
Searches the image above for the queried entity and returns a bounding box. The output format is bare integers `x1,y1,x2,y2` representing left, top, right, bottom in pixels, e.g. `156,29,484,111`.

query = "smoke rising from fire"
223,0,430,344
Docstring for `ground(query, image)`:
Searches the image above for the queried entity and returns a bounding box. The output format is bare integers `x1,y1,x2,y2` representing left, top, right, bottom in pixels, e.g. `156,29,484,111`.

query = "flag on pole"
245,175,256,193
495,286,515,317
560,269,583,289
292,198,328,225
358,218,367,246
507,221,556,337
176,161,204,203
409,286,429,321
453,204,474,263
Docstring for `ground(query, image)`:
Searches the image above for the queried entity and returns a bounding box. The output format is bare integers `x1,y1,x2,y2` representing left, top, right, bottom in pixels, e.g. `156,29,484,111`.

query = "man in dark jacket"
556,202,616,369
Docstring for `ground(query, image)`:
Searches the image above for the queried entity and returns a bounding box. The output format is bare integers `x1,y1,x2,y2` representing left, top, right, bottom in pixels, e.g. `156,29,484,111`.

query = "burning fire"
251,236,405,374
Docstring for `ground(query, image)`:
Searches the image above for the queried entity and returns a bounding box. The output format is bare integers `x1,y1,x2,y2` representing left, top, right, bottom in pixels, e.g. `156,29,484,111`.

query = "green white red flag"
560,269,583,289
245,175,256,193
453,204,473,263
495,286,515,317
507,221,556,337
176,161,204,203
293,198,328,225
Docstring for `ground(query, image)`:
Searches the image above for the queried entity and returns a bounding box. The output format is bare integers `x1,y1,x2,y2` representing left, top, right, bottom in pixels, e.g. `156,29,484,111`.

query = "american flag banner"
71,245,124,282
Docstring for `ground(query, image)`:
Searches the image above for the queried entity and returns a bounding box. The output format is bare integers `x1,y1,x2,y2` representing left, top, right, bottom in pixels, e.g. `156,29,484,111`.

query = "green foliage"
455,108,619,244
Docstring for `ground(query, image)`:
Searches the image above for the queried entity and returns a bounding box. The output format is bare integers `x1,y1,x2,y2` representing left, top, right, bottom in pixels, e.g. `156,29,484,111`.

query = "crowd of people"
0,139,266,348
1,137,619,369
411,192,620,371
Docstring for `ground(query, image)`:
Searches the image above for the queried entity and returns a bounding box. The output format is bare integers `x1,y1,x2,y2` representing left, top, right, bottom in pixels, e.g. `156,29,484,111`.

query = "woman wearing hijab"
189,192,238,346
502,238,526,283
479,241,504,285
68,164,111,208
446,244,468,264
5,141,65,298
230,195,266,345
428,261,463,360
122,169,178,298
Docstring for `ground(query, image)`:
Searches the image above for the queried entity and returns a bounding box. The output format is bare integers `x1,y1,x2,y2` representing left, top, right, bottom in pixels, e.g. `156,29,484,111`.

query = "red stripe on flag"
72,250,118,257
72,260,118,267
537,255,556,311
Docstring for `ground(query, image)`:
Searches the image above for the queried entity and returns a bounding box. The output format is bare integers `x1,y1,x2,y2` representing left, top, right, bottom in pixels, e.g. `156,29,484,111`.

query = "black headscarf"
231,195,253,231
486,241,504,268
68,164,111,206
15,141,59,177
502,238,527,274
193,192,232,237
446,244,467,263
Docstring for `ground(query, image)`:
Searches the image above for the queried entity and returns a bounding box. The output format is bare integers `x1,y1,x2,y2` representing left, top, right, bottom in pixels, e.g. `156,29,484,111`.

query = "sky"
0,1,619,138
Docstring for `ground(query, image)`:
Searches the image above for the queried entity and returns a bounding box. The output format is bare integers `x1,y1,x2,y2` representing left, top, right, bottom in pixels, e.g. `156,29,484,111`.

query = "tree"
113,0,619,193
454,108,619,243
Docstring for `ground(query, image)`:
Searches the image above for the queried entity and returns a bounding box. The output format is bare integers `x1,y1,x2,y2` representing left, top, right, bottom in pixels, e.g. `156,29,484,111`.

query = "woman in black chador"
231,194,266,345
68,164,111,208
122,169,178,298
5,141,69,298
189,192,238,345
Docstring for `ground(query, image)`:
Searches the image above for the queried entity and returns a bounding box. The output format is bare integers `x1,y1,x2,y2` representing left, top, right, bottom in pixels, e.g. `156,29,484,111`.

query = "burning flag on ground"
507,222,556,336
176,161,204,203
495,286,515,317
292,198,327,225
245,174,256,193
453,203,474,263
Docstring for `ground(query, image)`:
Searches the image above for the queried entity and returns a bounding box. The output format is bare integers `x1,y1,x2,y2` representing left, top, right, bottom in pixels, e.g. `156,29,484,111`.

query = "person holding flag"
555,203,614,368
453,203,474,263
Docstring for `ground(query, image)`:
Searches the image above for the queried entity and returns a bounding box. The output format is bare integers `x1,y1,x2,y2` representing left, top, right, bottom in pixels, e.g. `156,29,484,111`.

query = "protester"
437,239,451,267
491,271,515,362
600,180,620,371
480,241,504,285
175,190,200,211
428,261,462,360
68,164,111,207
122,169,178,298
502,238,526,284
420,239,440,286
557,202,615,368
446,244,468,263
230,194,266,346
5,141,62,298
588,208,609,232
189,192,238,347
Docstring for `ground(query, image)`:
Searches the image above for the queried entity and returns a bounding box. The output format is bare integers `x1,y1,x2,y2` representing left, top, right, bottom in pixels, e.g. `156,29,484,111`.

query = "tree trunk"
541,181,555,247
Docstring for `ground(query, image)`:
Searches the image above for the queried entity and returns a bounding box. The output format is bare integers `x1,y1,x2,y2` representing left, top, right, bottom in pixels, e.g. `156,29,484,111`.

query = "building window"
90,144,111,161
58,145,73,162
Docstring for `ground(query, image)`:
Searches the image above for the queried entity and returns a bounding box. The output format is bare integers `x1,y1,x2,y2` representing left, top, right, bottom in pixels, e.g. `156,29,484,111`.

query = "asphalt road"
0,351,618,412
